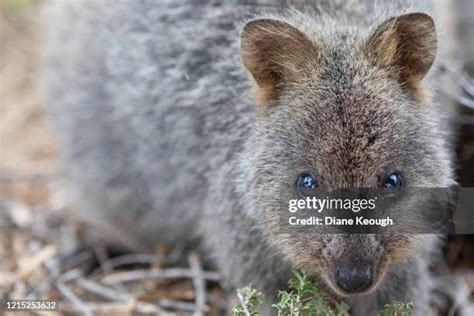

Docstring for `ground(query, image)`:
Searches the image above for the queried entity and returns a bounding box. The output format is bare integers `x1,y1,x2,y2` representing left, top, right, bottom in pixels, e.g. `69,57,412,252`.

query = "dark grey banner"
275,187,474,234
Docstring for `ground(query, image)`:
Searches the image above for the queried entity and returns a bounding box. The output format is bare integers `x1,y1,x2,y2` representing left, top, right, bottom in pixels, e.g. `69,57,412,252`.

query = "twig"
448,302,460,316
159,299,198,312
436,64,474,109
75,278,132,302
188,253,206,316
75,278,173,315
439,64,474,96
61,249,95,272
13,245,57,284
439,89,474,109
27,258,60,299
90,253,157,277
102,267,220,285
56,270,93,316
89,238,114,274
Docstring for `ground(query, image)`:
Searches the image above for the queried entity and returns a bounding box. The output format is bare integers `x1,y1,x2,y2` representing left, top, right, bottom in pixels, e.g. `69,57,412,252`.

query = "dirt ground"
0,1,56,177
1,1,474,315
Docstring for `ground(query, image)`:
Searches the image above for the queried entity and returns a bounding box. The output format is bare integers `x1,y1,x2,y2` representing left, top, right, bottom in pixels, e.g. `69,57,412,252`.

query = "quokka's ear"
366,13,437,88
241,19,318,106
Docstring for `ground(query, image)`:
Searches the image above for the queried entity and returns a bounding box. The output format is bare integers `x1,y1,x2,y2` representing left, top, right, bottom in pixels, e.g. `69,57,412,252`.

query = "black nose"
335,260,374,293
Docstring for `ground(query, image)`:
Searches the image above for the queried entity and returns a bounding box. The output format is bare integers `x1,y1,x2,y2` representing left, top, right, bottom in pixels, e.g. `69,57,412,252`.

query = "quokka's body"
42,0,455,314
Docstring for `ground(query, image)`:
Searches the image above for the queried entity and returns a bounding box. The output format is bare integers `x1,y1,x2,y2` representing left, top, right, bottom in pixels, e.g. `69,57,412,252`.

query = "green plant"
232,286,264,316
232,271,413,316
272,270,349,316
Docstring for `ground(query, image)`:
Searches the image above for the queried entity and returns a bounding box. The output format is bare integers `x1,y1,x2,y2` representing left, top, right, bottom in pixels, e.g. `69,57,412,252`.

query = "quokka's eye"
382,171,404,189
297,172,318,195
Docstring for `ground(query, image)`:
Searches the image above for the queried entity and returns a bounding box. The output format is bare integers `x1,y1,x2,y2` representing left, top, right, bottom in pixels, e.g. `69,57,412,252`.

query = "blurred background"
0,0,473,315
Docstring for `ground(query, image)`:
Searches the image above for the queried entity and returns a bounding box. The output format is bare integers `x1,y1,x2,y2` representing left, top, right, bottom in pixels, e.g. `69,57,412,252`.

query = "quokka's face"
241,12,453,296
250,84,448,296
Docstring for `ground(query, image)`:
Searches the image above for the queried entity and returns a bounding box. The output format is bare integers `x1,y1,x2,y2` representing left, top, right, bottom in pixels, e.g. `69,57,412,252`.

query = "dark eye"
297,172,318,195
382,172,404,189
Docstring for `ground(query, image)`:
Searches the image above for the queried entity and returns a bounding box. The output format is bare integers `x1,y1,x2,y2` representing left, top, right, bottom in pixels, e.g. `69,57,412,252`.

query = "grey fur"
41,0,455,314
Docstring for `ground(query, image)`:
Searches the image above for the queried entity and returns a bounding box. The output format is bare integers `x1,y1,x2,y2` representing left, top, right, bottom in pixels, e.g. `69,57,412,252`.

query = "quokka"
42,0,455,314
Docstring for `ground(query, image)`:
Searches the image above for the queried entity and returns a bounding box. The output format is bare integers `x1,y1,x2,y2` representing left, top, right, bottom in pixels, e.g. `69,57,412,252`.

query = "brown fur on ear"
366,13,437,91
240,19,319,106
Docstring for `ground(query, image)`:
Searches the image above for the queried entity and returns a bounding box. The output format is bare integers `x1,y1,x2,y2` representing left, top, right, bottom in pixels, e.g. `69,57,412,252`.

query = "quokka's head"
240,12,454,296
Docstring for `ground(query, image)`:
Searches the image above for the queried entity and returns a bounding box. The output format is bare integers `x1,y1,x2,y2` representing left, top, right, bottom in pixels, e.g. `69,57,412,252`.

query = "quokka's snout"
312,234,387,297
334,256,374,294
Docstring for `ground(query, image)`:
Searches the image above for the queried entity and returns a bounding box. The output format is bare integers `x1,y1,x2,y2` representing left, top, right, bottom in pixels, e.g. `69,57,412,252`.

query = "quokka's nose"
335,260,374,293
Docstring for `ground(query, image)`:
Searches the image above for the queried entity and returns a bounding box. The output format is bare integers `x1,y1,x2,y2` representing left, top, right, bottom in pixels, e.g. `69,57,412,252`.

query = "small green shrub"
233,286,264,316
232,270,413,316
